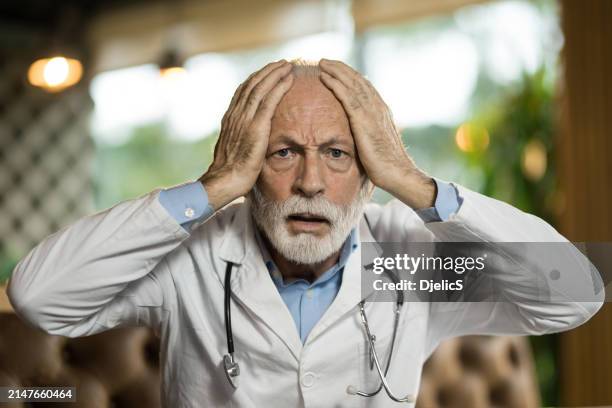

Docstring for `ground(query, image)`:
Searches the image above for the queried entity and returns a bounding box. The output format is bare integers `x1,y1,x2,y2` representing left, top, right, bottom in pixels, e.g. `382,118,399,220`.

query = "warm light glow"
160,66,187,80
455,123,490,153
44,57,69,86
28,56,83,92
521,139,547,181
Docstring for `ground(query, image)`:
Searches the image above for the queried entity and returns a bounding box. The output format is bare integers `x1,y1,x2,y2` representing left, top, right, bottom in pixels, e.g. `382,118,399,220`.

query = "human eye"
328,148,346,159
273,148,293,158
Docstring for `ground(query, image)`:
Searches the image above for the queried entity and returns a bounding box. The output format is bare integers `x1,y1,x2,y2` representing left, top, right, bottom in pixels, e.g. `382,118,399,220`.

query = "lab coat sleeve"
7,189,192,337
370,182,604,343
425,183,604,340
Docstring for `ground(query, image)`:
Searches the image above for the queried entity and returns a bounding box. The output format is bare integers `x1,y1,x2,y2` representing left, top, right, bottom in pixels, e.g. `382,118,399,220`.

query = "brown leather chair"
0,314,160,408
0,313,540,407
416,336,540,407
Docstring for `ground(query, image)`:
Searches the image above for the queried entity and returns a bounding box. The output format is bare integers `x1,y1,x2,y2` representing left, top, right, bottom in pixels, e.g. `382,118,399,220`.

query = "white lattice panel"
0,56,95,257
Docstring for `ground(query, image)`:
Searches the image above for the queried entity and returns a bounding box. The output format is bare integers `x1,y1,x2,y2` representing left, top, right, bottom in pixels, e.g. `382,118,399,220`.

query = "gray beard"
248,184,370,265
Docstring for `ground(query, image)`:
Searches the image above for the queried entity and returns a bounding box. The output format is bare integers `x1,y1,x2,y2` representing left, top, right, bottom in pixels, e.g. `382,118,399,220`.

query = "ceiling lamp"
27,56,83,93
159,49,186,79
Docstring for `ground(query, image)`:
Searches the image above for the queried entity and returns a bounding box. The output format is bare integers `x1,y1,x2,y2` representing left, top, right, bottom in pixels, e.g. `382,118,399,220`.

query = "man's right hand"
199,60,294,210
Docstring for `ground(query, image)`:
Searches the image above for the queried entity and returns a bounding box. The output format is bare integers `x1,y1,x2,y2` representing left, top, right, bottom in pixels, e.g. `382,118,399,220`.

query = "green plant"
461,66,557,224
0,250,19,286
462,65,559,406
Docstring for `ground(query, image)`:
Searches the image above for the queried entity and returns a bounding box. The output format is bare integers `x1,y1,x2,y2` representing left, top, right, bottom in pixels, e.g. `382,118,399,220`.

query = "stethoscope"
222,258,415,403
346,267,415,403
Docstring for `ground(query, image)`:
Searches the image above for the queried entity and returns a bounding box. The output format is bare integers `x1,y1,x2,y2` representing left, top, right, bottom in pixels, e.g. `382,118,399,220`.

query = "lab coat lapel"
217,203,303,361
305,216,383,343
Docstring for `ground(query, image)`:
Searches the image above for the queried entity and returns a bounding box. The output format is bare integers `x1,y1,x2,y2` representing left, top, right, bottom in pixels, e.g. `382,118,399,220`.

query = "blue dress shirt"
253,226,358,343
158,178,462,342
158,182,215,231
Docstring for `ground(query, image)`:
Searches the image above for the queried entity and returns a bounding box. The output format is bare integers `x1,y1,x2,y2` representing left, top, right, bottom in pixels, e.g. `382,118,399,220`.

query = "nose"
293,152,325,198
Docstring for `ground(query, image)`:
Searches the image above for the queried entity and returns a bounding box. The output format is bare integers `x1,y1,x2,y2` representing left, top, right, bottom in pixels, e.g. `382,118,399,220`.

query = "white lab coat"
7,183,603,408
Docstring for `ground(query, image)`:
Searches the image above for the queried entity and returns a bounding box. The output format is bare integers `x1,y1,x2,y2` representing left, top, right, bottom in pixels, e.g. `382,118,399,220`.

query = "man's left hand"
319,59,435,209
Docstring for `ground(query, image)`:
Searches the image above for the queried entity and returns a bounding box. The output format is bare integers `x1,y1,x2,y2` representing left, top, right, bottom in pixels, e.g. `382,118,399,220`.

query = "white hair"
289,58,321,79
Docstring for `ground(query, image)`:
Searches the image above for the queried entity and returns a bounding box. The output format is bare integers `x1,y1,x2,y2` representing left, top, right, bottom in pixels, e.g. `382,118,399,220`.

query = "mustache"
248,183,371,264
251,190,348,226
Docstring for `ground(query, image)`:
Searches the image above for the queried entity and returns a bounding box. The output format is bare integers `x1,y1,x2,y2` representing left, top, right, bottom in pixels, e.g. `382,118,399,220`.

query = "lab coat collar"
215,203,383,358
217,201,304,360
304,212,383,344
217,202,250,265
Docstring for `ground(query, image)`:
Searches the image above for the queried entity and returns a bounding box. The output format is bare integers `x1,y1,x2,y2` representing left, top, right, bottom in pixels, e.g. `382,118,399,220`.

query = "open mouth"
287,213,330,224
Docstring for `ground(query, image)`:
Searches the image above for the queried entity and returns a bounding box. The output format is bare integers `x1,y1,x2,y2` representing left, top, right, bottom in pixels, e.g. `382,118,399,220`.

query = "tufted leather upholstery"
0,313,161,408
416,336,540,408
0,313,539,407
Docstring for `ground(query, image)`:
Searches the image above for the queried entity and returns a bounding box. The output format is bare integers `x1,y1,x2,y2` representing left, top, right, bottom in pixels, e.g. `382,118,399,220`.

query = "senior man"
8,59,602,407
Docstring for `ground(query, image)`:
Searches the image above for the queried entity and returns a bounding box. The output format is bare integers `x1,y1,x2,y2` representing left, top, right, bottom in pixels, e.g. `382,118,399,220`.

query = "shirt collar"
253,224,359,288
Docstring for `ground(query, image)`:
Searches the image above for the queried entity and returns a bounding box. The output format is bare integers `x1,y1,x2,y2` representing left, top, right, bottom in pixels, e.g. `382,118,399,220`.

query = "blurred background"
0,0,610,406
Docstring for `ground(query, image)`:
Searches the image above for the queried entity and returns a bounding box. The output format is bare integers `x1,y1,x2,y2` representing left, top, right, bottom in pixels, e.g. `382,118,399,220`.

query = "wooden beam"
352,0,489,32
87,0,345,73
558,0,612,405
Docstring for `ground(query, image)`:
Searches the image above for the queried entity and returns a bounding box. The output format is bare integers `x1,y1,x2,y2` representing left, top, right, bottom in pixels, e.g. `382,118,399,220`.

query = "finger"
320,59,375,109
227,81,247,112
242,63,293,118
239,60,288,106
222,78,251,129
321,60,382,110
253,73,294,122
319,59,363,89
320,58,360,74
320,71,364,114
242,60,285,93
223,61,286,127
222,87,243,127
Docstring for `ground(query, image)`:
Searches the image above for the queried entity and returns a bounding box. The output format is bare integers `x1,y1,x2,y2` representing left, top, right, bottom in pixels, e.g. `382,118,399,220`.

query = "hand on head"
318,59,420,194
200,58,434,214
199,60,294,210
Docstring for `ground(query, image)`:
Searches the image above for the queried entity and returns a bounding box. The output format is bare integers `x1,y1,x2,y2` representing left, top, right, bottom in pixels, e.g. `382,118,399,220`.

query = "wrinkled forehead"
271,77,352,143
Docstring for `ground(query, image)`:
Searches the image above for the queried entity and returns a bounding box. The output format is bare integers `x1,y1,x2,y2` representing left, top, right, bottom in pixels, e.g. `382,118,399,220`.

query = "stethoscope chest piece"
220,230,415,402
224,353,240,389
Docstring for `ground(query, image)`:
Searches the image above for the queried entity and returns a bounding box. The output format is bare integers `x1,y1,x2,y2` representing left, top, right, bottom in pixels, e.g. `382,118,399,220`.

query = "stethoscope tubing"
224,261,235,355
223,259,413,402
